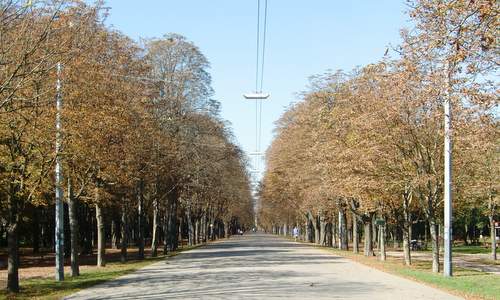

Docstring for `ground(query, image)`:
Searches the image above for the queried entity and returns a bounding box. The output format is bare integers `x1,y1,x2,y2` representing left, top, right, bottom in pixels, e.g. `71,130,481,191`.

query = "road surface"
66,233,462,300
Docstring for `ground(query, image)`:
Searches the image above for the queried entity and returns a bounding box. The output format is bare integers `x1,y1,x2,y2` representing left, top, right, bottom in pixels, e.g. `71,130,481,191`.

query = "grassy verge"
452,245,492,255
0,246,198,300
321,247,499,300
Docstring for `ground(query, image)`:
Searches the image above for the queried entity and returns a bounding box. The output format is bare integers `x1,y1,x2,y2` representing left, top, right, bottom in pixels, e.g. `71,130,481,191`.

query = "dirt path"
65,233,463,299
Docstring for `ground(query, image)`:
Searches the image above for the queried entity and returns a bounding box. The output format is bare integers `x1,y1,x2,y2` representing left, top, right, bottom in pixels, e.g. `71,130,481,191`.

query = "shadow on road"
67,233,451,300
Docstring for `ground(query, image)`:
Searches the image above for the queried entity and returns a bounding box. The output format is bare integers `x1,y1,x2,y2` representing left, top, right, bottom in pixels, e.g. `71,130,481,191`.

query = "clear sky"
103,0,410,177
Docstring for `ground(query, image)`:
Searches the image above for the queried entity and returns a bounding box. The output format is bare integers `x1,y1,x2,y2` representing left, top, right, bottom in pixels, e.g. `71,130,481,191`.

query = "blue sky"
104,0,409,176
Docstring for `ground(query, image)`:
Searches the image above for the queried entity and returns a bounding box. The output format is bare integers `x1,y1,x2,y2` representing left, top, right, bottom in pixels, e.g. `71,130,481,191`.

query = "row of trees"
1,1,253,292
259,0,498,272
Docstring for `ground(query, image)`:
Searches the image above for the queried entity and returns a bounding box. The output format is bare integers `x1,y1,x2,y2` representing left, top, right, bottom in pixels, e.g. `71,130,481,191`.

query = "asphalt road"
66,233,462,300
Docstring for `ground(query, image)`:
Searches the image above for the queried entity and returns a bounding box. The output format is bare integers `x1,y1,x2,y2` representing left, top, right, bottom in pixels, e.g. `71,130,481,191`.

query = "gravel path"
66,233,462,300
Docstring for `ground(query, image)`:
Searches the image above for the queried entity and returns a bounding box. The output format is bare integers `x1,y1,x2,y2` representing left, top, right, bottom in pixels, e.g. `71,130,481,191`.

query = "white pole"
55,62,64,281
443,65,452,277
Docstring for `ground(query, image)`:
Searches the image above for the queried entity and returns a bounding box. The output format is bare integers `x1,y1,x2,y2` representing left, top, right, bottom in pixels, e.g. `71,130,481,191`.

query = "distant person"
293,226,299,241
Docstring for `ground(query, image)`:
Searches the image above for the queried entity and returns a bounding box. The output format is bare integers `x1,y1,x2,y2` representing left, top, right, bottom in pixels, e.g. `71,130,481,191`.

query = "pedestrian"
293,226,299,242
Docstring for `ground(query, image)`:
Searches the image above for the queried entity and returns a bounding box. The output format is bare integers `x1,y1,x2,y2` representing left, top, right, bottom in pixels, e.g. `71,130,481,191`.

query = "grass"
321,247,500,300
452,245,493,255
0,246,198,300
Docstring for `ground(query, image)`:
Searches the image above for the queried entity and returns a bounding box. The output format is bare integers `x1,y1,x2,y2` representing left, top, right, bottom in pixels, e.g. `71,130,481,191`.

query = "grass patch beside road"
452,245,492,255
322,247,499,300
0,246,197,300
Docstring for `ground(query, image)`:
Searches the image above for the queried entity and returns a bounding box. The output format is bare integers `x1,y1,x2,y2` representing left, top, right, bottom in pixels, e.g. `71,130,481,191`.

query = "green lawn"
0,247,197,300
452,245,493,255
322,247,500,300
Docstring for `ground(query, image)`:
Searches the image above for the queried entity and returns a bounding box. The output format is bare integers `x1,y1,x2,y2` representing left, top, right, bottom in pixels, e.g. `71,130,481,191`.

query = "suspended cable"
255,0,261,92
246,0,270,186
259,0,268,93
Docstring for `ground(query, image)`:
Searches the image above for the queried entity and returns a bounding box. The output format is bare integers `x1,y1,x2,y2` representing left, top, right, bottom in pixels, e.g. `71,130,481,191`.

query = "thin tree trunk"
163,200,169,254
120,202,128,263
165,186,178,252
489,215,497,261
379,223,386,261
224,221,230,238
430,220,440,273
195,219,200,244
392,227,398,249
68,178,80,276
315,214,321,244
111,218,119,249
201,212,207,243
95,194,105,267
332,213,337,248
403,222,412,266
319,214,326,246
306,213,313,243
151,196,160,257
402,189,412,266
363,214,374,256
137,180,145,260
352,213,359,254
340,208,348,250
187,209,193,245
7,191,20,292
489,195,497,260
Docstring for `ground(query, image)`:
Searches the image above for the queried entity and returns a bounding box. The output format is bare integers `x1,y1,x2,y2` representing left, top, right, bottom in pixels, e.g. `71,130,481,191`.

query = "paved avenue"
66,234,462,300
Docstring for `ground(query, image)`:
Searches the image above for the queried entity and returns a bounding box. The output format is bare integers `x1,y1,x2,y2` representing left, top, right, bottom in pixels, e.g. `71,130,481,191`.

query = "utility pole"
55,62,64,281
443,64,452,277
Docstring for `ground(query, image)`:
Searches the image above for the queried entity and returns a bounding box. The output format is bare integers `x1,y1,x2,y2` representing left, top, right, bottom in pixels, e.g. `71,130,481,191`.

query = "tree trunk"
325,222,332,246
111,218,119,249
195,219,200,244
165,186,178,252
429,220,440,273
319,214,326,246
332,213,337,248
392,227,399,249
352,213,359,254
120,202,128,263
490,215,497,261
372,215,378,250
137,180,145,260
151,196,160,257
339,208,348,250
186,209,193,245
379,223,386,261
224,221,230,238
201,212,207,243
402,221,412,266
95,196,105,267
363,214,374,256
402,187,412,265
68,178,80,276
306,213,313,243
7,191,20,293
489,195,497,260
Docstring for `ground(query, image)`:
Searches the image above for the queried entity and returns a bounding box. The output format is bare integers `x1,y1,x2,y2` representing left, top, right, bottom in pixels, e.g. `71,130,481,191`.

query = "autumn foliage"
0,1,253,292
259,0,498,271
